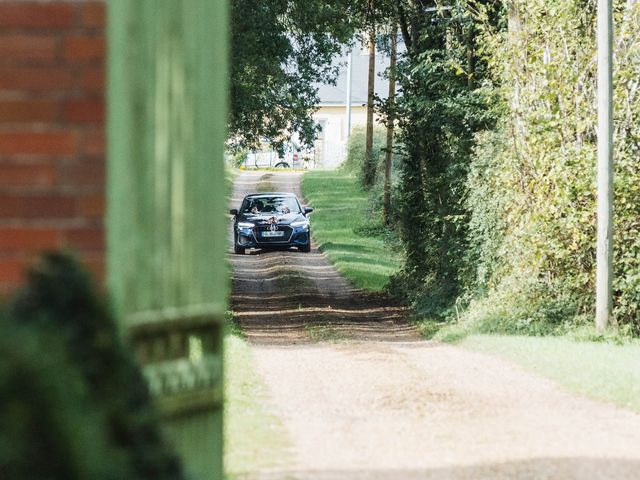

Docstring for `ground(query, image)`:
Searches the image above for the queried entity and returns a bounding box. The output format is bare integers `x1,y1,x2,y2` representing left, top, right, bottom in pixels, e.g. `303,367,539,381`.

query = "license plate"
262,230,284,238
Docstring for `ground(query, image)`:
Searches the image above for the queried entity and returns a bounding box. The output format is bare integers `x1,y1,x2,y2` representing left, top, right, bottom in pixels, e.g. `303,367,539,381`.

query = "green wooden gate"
107,1,227,478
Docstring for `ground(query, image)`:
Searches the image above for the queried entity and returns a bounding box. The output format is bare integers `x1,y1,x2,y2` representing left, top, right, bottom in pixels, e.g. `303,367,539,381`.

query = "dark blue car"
230,192,313,254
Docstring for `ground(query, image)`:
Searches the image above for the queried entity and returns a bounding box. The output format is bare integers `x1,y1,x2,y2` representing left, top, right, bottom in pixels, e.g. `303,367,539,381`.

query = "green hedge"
461,0,640,334
382,1,640,336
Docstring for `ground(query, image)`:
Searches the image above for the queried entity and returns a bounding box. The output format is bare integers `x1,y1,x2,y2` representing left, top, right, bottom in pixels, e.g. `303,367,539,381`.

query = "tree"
228,0,364,152
379,1,499,314
363,30,377,188
383,26,397,224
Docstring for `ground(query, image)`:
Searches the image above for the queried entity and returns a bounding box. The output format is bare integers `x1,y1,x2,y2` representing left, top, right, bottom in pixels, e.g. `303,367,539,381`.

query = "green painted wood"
106,1,228,478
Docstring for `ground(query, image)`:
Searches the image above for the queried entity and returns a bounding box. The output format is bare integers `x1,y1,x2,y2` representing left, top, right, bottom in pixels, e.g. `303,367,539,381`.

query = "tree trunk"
383,28,397,225
364,29,376,188
466,22,475,88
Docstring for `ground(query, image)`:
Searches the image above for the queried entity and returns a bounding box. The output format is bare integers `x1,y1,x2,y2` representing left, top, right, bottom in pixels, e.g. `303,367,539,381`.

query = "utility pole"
364,30,376,188
596,0,614,333
345,49,353,142
383,28,397,225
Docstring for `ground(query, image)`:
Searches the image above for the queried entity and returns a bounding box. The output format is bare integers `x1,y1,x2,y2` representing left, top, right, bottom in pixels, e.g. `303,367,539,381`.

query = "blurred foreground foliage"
0,252,185,479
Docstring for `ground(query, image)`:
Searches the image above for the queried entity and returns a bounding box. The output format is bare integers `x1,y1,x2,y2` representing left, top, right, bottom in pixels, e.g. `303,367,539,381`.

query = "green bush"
230,149,248,168
386,13,498,318
341,125,387,187
342,124,404,231
0,320,127,479
1,252,186,479
461,0,640,334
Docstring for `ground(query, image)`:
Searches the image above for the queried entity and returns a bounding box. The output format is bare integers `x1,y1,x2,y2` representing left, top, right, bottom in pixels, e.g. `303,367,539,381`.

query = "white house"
241,42,396,170
312,44,392,169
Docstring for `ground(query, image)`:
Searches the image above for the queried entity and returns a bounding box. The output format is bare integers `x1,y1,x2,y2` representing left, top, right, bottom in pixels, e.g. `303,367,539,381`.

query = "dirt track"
230,171,640,480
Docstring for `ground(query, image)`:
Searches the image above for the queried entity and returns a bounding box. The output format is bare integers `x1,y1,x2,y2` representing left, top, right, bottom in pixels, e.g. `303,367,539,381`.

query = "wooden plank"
107,1,228,478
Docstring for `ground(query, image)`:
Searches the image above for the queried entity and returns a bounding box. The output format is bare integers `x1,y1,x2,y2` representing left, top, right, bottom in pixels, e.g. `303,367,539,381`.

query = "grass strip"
224,316,291,478
301,170,402,291
457,334,640,412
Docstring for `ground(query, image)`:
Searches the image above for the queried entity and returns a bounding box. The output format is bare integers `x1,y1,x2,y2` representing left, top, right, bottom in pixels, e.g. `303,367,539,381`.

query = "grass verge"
301,170,402,291
224,315,291,478
274,268,313,291
456,334,640,412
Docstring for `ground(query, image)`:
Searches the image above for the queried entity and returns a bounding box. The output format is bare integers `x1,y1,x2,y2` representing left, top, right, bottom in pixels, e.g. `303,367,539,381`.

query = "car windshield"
241,196,301,214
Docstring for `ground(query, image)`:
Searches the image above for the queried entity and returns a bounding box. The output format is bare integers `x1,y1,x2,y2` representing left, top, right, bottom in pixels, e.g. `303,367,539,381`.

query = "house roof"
315,47,391,106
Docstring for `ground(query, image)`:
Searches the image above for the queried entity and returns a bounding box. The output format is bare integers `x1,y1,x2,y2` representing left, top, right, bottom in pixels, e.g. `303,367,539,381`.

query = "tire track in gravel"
229,170,640,480
229,170,417,345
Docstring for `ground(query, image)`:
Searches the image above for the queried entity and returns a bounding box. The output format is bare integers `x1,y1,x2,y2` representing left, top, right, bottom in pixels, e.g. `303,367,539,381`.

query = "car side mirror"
230,209,238,215
304,207,314,215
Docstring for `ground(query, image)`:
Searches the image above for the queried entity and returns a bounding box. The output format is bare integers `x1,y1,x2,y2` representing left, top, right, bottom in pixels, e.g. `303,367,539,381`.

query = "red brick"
0,100,58,123
64,35,104,62
0,163,56,187
77,193,105,218
58,160,105,188
82,128,105,157
0,35,59,63
0,257,28,284
0,132,77,156
80,66,104,93
64,99,104,123
81,2,106,29
0,3,76,29
0,194,75,218
0,227,60,251
0,66,73,92
63,227,104,250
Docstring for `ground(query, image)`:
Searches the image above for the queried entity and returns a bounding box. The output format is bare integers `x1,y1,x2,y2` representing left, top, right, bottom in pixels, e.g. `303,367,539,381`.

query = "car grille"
255,225,293,243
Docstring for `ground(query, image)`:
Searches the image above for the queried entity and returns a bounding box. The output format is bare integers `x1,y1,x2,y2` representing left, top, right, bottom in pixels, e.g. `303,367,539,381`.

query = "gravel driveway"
229,170,640,480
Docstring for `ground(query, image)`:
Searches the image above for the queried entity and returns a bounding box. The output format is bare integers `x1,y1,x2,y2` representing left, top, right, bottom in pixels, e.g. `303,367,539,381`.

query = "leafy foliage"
229,0,363,152
342,125,387,181
1,252,185,479
359,0,640,336
0,320,126,479
342,124,404,227
386,2,499,316
462,0,640,333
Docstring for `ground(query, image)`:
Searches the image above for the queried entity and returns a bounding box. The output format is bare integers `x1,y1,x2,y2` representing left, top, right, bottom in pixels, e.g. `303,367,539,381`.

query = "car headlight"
291,220,310,231
237,222,255,229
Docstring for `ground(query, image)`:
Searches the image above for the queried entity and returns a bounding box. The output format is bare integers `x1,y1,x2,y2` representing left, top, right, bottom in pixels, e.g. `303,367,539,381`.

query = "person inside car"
250,200,264,214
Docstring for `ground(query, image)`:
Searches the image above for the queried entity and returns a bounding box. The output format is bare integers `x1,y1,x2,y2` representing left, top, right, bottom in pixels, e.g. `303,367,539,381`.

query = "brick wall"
0,1,106,295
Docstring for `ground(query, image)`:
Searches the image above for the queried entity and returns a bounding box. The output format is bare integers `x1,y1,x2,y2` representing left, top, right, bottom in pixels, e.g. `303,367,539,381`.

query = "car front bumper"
236,227,310,249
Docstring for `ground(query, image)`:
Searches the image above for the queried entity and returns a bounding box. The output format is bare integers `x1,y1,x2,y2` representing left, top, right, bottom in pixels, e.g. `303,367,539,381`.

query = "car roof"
244,192,297,198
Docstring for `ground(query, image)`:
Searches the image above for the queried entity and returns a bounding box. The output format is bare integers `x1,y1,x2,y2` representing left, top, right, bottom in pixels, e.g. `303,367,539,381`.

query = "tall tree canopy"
229,0,365,151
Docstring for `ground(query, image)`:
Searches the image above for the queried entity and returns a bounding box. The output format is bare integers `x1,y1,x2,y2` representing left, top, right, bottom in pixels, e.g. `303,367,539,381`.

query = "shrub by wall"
341,124,387,185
